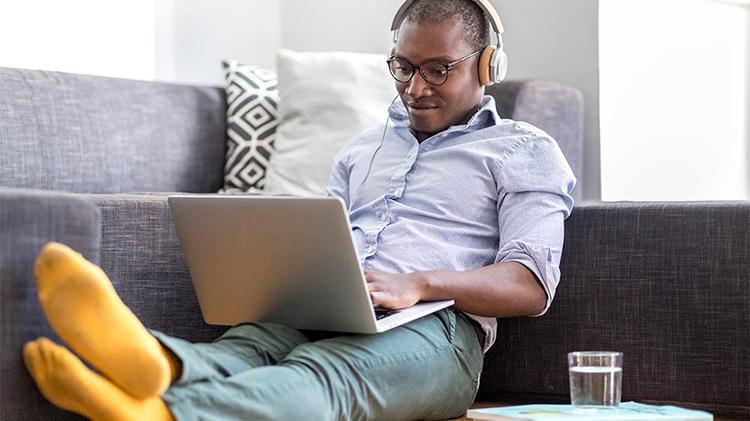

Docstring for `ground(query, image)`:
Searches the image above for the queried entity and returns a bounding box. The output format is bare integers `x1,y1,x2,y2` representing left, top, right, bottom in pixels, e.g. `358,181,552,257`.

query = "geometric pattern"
220,59,279,192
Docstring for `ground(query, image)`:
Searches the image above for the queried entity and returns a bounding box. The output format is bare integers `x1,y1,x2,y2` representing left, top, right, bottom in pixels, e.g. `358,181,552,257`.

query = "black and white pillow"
221,60,279,192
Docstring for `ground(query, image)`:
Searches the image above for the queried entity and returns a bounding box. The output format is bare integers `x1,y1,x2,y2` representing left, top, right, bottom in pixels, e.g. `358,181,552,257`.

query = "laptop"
168,194,454,334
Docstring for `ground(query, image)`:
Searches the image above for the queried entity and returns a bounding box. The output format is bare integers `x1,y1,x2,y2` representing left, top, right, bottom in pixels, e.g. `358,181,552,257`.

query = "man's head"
390,0,490,141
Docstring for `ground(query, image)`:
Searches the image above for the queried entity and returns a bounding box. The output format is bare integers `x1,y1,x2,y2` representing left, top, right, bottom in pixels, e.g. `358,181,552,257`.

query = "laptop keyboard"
374,308,399,320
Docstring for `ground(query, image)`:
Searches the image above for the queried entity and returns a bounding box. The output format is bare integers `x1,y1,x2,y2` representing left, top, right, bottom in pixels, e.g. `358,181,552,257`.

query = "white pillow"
264,49,396,196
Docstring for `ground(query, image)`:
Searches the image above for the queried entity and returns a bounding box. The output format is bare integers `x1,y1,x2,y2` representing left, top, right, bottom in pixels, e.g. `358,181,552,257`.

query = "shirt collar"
387,95,501,131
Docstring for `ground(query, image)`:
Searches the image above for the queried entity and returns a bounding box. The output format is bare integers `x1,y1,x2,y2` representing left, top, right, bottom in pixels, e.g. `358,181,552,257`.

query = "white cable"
347,95,400,214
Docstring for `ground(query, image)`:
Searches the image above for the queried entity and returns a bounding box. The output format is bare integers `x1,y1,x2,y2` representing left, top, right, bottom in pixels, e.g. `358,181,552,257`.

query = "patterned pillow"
221,60,279,192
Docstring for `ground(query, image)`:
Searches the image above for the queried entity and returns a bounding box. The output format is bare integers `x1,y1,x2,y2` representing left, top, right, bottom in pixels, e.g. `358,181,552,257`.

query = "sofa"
1,66,748,420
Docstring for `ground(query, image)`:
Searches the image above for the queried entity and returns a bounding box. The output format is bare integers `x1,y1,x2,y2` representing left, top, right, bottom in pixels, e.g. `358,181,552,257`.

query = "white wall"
155,0,281,85
0,0,282,86
491,0,600,200
280,0,402,55
599,0,748,201
0,0,155,80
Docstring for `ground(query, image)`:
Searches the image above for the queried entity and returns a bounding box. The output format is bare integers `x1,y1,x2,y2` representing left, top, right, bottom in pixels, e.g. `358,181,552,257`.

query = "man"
22,0,575,419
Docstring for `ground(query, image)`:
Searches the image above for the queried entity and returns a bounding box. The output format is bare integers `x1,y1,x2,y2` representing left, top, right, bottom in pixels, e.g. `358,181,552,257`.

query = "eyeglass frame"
386,49,483,86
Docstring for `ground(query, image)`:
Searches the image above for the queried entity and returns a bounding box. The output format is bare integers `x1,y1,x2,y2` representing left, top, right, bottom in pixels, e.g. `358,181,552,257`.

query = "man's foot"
34,242,172,398
23,337,173,421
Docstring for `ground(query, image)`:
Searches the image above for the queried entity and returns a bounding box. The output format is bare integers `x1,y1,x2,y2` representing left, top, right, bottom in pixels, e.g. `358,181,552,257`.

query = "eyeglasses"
386,49,483,86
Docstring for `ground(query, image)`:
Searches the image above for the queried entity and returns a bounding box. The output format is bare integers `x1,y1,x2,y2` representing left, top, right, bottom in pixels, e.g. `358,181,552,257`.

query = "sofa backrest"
0,67,585,199
0,67,226,193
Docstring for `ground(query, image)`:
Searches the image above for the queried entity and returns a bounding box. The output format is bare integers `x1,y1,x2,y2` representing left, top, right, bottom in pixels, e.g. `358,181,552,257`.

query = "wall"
0,0,155,80
153,0,403,85
0,0,282,86
280,0,402,55
154,0,281,85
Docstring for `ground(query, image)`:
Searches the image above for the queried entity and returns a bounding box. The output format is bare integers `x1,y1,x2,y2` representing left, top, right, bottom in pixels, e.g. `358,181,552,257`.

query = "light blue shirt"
326,95,576,350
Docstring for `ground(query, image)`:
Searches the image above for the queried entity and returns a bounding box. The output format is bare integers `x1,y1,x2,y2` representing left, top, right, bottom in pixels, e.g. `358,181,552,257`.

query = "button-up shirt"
326,95,576,351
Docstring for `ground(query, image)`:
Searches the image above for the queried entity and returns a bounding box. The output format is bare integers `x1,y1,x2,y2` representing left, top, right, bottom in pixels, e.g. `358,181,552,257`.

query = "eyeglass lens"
388,59,449,85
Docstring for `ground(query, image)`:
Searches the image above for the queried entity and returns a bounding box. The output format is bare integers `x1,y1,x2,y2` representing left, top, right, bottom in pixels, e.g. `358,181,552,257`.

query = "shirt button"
380,212,388,221
364,245,375,254
393,189,402,196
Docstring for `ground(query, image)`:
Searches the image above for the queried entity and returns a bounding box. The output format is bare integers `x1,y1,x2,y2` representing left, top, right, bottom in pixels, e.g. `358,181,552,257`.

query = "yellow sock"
34,242,172,399
23,337,174,421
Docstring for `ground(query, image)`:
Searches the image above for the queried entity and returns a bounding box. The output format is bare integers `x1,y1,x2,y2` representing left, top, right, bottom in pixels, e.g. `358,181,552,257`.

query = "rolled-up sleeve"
494,133,576,316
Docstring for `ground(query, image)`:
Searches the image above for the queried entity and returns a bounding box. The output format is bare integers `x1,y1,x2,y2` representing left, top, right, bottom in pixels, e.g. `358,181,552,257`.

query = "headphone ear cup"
494,48,508,83
478,46,495,87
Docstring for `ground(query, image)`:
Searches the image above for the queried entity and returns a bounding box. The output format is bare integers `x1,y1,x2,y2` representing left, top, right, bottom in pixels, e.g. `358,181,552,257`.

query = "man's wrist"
413,271,444,301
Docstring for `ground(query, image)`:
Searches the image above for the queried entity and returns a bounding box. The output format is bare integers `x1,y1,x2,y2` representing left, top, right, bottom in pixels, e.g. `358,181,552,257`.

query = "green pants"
152,308,484,420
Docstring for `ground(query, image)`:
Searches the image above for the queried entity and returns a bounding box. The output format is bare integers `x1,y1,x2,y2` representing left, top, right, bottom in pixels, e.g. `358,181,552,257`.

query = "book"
465,402,713,421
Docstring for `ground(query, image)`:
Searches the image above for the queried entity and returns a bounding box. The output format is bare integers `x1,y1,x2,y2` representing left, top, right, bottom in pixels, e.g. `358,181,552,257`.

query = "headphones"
390,0,508,86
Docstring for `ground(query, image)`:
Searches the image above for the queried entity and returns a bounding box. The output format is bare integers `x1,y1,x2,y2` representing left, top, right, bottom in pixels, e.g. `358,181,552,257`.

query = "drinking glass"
568,351,623,409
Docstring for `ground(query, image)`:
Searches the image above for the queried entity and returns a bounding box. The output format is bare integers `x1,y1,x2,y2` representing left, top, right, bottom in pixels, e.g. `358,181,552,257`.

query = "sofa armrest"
86,193,226,343
0,188,100,420
479,201,750,417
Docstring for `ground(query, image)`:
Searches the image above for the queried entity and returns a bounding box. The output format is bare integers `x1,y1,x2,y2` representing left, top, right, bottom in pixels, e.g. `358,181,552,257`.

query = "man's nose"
405,70,432,97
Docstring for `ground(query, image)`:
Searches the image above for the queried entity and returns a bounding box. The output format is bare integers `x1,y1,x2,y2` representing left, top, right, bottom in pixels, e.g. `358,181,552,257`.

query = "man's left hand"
365,271,425,309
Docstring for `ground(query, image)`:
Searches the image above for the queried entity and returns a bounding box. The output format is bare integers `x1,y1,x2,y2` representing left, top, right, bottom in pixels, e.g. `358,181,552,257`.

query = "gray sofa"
1,66,748,420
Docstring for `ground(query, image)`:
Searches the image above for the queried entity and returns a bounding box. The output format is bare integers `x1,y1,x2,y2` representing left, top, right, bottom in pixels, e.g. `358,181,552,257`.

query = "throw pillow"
221,60,279,192
263,49,396,196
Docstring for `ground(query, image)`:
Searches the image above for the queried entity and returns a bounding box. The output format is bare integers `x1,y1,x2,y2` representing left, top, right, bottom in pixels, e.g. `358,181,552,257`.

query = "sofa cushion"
221,60,279,192
264,50,396,196
0,188,100,420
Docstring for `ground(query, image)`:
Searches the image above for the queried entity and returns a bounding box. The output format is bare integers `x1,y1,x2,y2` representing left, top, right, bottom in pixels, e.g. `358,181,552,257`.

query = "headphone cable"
348,94,400,214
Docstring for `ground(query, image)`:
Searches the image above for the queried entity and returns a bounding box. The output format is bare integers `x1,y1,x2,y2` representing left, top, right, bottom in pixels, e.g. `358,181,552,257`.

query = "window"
599,0,748,200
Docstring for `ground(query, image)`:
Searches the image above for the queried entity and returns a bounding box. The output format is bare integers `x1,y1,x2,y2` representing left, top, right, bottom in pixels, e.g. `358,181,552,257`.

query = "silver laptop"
168,194,454,334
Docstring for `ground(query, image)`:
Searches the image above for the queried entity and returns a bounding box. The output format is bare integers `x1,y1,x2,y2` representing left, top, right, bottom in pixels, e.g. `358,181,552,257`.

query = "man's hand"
365,271,426,309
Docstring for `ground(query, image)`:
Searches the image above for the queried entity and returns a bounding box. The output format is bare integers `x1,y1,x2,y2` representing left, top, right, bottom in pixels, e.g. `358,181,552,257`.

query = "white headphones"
390,0,508,86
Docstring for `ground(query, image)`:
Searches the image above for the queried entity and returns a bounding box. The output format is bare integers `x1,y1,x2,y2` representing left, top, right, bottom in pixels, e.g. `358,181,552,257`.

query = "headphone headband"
390,0,504,34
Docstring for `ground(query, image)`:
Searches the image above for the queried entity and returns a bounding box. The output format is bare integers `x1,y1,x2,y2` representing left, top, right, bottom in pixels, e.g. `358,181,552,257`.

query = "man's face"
393,17,484,141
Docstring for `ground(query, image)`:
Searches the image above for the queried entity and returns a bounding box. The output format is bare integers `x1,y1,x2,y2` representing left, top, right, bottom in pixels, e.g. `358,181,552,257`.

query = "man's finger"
370,291,384,305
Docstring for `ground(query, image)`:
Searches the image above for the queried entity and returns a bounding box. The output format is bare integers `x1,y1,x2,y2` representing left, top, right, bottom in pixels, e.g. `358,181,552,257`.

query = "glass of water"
568,351,623,409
